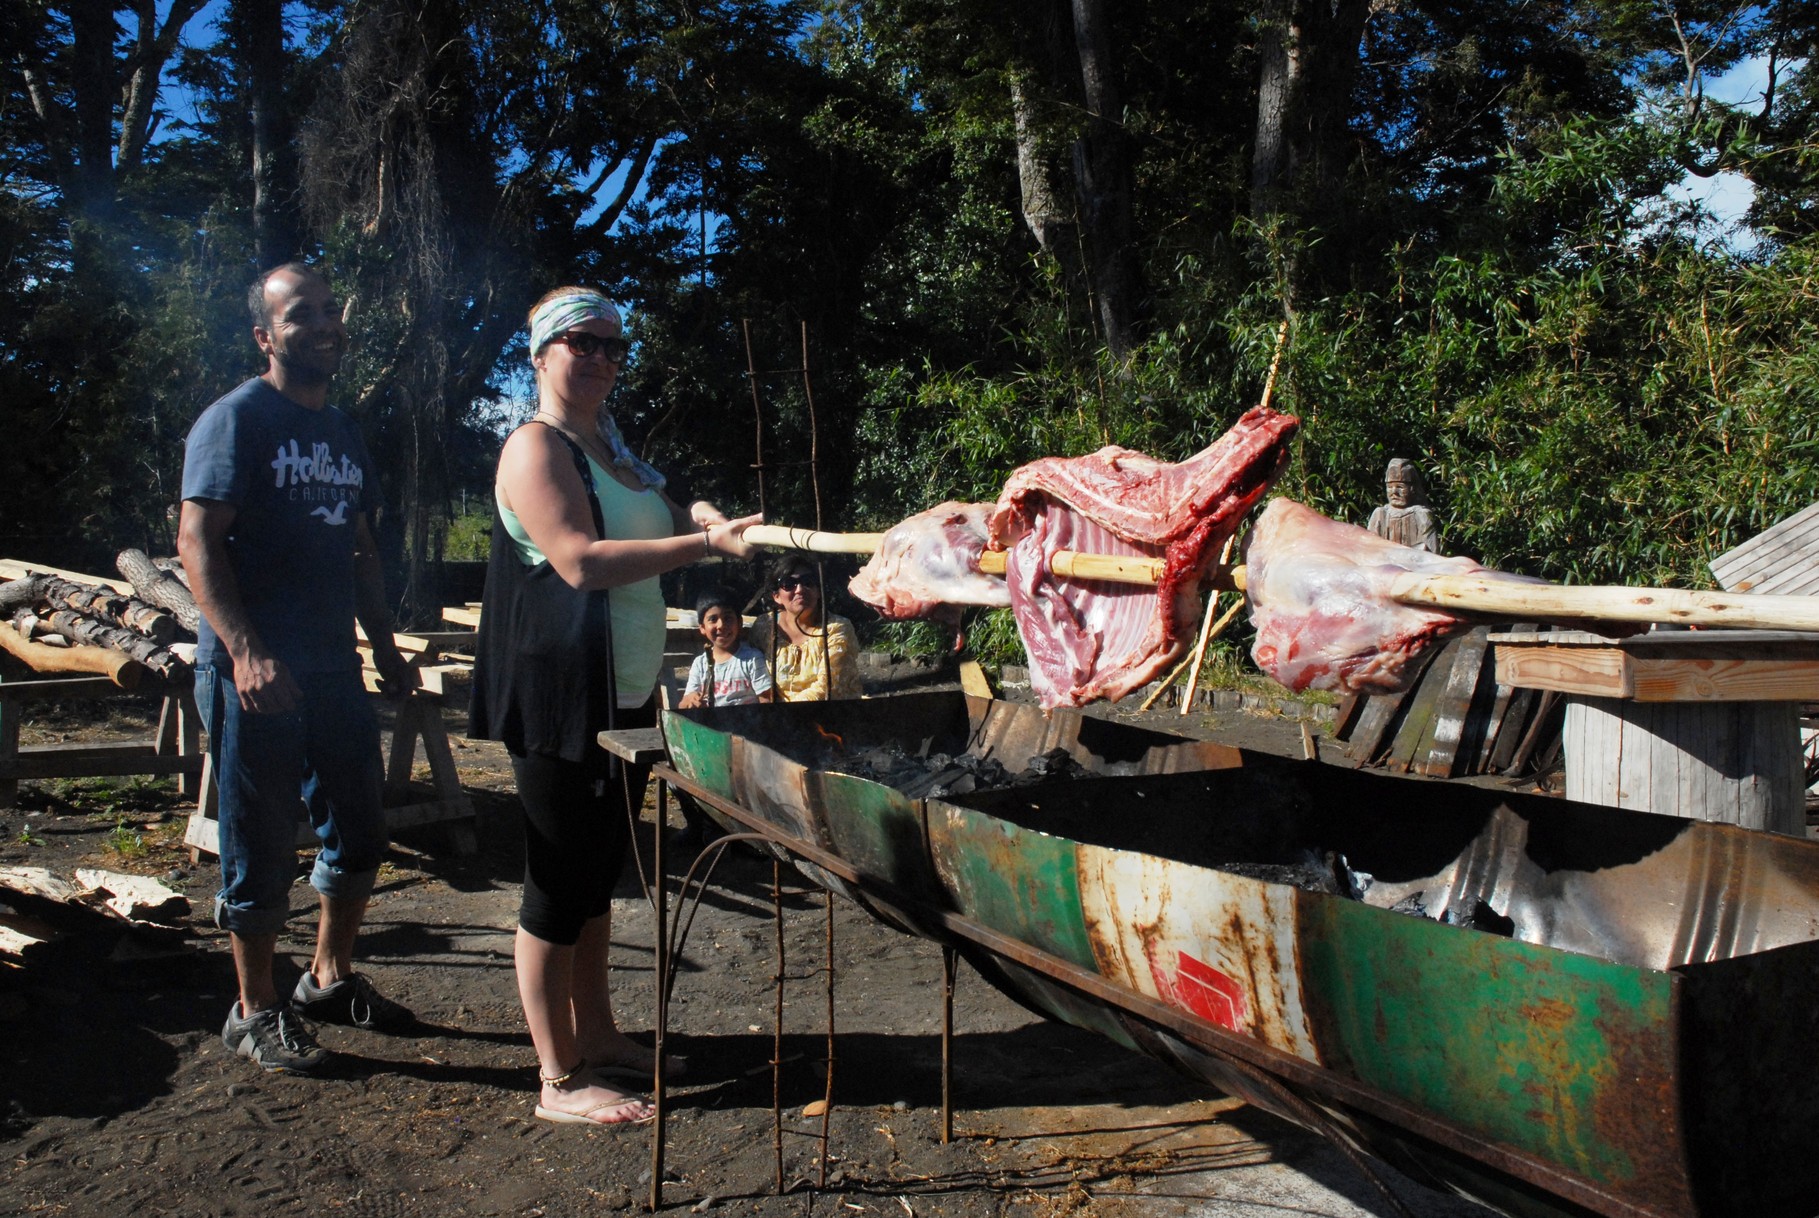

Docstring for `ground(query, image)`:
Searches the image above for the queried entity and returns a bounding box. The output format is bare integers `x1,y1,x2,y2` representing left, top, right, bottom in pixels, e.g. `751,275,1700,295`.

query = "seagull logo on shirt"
312,500,350,526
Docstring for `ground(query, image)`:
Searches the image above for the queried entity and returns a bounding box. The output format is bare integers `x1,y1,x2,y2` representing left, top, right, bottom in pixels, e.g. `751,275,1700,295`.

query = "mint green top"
497,453,673,707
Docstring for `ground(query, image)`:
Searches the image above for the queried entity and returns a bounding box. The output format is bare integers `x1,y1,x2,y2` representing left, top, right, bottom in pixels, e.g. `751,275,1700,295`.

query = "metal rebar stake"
772,857,786,1195
648,779,669,1213
818,888,836,1188
941,944,956,1145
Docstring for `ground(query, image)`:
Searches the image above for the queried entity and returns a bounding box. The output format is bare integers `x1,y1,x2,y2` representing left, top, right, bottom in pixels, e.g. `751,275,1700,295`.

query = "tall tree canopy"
3,0,1815,639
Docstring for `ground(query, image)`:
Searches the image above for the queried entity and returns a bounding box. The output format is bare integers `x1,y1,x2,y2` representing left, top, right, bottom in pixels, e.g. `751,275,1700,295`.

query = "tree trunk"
233,0,305,267
67,0,118,226
1249,0,1371,228
1010,67,1084,288
1069,0,1144,359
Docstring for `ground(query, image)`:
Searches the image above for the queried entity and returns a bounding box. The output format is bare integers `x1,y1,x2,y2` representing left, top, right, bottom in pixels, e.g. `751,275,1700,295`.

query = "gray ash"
832,744,1104,800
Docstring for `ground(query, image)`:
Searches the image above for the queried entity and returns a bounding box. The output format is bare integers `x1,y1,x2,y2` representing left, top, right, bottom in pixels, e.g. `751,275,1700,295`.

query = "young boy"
677,588,773,709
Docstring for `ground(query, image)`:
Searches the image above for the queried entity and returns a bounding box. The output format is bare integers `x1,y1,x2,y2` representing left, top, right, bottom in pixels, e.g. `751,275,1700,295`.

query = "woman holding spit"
469,287,760,1125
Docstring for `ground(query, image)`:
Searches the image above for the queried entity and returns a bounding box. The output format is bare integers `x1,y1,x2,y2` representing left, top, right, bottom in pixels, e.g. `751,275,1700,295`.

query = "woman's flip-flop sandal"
534,1098,656,1126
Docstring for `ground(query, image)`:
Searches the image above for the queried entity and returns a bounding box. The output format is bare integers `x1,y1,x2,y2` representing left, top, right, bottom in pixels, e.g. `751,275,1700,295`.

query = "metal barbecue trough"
660,690,1819,1218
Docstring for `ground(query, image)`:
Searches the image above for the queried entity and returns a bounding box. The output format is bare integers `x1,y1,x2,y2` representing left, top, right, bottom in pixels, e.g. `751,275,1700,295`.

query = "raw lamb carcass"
1242,498,1543,695
989,405,1300,707
848,502,1009,643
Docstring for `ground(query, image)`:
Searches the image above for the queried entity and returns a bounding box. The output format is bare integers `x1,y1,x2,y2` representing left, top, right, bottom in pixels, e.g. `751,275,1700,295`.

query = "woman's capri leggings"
509,702,655,945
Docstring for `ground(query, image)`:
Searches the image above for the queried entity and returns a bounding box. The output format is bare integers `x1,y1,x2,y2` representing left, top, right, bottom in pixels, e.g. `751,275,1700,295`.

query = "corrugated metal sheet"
1709,501,1819,596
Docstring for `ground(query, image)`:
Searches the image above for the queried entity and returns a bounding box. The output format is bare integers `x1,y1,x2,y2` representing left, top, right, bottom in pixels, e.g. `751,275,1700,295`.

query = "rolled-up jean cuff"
214,893,291,939
311,857,379,904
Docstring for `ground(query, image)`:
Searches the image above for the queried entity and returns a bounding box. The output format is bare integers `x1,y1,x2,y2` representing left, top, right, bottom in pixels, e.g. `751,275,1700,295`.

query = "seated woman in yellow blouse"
748,555,861,701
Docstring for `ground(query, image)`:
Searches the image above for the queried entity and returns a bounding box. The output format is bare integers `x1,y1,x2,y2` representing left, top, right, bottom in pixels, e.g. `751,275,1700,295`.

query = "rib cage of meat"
1243,498,1542,696
989,406,1300,707
848,502,1009,640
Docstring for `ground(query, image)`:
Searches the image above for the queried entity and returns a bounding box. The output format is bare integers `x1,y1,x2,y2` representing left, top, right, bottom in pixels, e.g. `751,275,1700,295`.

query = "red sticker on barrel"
1156,950,1248,1031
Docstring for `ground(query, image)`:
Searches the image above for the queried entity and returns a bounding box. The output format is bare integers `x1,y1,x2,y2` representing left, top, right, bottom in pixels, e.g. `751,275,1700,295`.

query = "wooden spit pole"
742,526,1819,633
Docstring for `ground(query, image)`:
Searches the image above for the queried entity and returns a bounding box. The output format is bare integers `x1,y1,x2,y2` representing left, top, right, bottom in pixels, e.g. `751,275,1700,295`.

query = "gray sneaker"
291,971,412,1031
221,1001,329,1074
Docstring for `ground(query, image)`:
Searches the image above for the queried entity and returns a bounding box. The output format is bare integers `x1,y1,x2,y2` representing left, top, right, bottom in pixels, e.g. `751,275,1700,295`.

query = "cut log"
73,868,190,924
0,576,46,615
0,622,146,687
43,609,180,675
0,866,85,904
116,548,201,635
31,574,177,644
0,913,59,960
151,555,191,590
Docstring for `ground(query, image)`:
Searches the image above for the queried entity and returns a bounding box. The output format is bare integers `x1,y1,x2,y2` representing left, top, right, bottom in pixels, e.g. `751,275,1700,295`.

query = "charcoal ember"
1215,860,1342,894
1441,898,1514,937
1389,892,1430,919
828,741,1099,798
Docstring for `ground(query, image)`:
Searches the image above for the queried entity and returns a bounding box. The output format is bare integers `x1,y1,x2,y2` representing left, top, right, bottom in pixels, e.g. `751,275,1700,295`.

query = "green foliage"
106,819,148,860
444,508,493,561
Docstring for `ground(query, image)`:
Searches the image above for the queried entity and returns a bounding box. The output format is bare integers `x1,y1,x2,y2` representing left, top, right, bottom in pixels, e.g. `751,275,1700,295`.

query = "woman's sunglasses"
776,576,815,591
555,331,630,363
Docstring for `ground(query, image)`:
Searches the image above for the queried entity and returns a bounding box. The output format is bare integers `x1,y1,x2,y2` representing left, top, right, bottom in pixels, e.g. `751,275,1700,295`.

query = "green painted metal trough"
661,690,1819,1218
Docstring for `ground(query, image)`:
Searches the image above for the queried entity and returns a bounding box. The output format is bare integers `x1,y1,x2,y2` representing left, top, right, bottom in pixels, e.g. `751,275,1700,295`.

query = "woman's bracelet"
702,523,713,555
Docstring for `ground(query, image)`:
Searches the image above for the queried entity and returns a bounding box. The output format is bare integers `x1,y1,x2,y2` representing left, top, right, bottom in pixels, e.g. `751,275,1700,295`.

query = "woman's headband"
529,291,620,360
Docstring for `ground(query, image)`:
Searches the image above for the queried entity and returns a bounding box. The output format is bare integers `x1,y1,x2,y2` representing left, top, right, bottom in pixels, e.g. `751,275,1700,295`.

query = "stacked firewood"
0,550,201,685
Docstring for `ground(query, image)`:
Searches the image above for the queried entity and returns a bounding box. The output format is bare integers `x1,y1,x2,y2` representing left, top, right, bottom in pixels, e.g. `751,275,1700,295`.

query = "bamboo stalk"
742,524,887,554
1179,593,1247,714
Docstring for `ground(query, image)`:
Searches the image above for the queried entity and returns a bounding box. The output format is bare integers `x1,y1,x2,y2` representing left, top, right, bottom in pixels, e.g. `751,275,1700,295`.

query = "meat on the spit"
1242,497,1544,696
849,409,1300,707
989,405,1299,707
847,501,1009,644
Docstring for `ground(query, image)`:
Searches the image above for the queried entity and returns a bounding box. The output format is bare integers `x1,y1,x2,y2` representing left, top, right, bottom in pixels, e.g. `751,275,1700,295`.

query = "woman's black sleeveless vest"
468,428,617,761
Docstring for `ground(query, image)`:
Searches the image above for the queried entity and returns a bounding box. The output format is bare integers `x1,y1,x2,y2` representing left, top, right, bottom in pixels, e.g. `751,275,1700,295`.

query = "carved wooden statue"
1367,458,1440,553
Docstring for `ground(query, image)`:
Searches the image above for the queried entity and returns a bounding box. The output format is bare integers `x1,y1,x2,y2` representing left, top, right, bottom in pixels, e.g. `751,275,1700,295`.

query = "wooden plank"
1710,501,1819,591
598,727,667,767
1422,628,1491,778
959,660,992,700
1344,691,1403,765
1329,694,1366,742
361,663,470,698
1494,643,1632,698
1484,684,1536,774
0,676,122,703
1474,624,1536,774
14,742,205,774
1627,657,1819,703
1387,636,1459,772
442,605,481,628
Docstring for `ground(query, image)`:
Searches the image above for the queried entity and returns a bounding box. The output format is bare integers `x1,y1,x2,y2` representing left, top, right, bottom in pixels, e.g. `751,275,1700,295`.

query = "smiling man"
178,263,418,1075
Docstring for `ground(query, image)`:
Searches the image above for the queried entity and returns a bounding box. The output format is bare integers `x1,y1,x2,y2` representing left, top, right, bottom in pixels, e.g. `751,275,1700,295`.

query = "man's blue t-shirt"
181,377,381,673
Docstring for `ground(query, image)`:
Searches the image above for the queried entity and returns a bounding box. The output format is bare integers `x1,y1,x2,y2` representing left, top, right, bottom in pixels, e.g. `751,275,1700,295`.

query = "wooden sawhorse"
0,676,205,810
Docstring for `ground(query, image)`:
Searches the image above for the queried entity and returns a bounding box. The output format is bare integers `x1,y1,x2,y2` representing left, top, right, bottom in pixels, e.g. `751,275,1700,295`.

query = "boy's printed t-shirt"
182,378,379,673
683,643,773,706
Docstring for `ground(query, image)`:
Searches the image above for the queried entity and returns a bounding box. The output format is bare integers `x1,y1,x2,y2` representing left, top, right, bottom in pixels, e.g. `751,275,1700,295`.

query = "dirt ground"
0,669,1503,1218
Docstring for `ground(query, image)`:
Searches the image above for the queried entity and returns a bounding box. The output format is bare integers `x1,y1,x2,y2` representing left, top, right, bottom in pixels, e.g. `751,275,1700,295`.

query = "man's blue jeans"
197,663,388,937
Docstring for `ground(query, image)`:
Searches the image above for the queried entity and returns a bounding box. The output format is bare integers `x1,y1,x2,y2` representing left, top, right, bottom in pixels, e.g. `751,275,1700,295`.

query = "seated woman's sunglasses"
555,331,630,363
